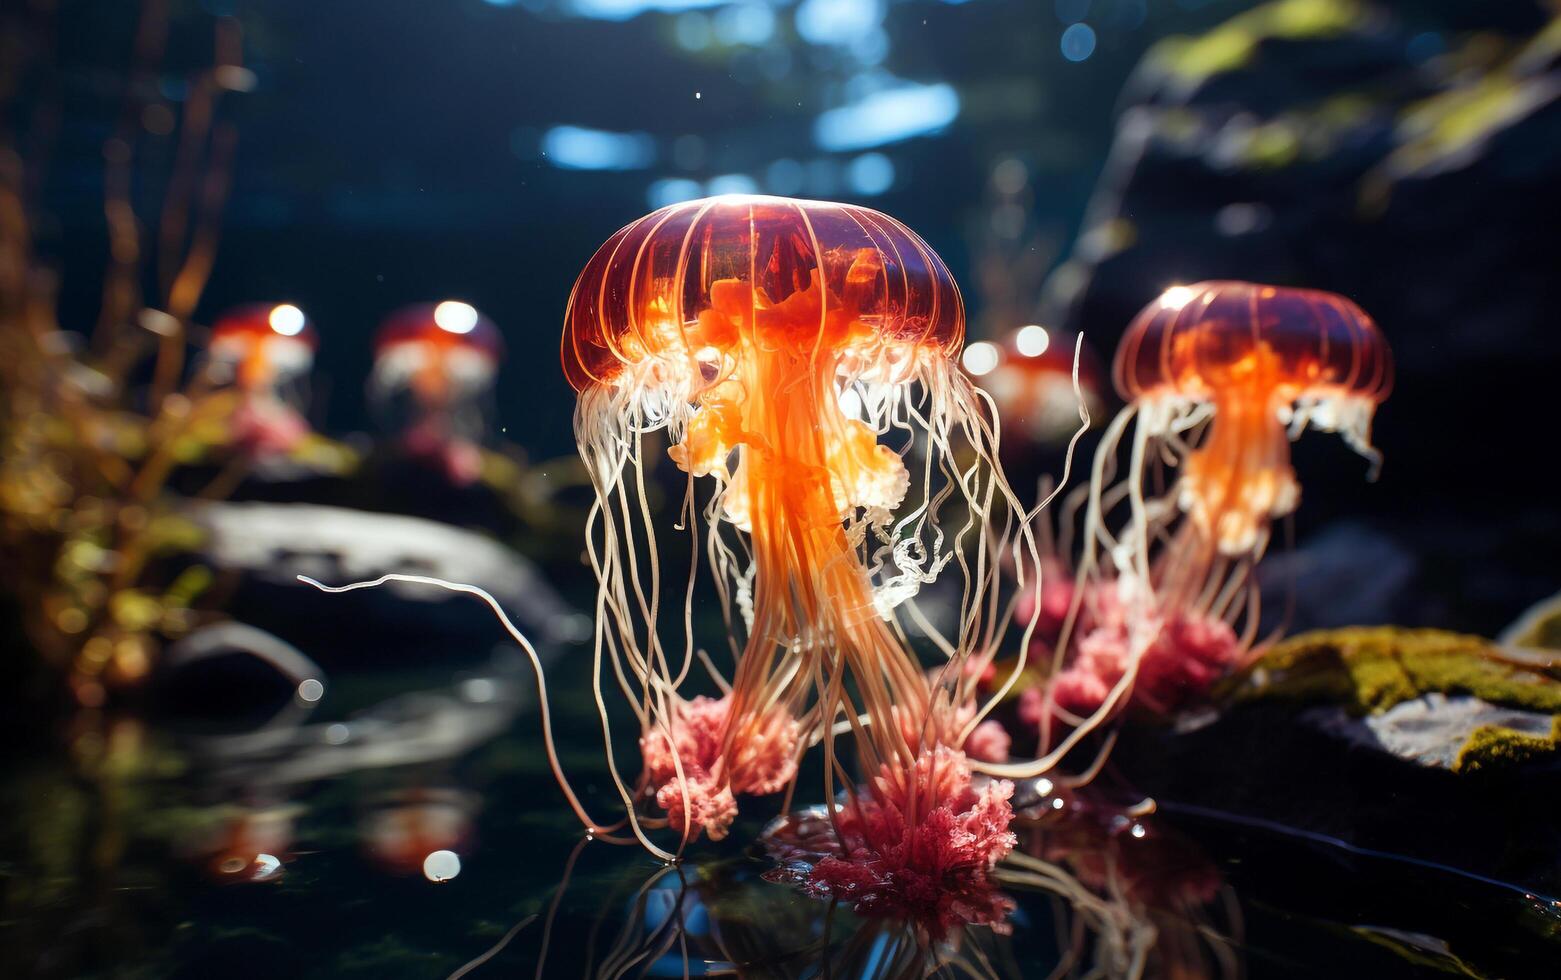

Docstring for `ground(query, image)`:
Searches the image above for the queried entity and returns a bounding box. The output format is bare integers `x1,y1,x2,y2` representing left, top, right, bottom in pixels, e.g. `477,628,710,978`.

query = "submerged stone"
1234,626,1561,772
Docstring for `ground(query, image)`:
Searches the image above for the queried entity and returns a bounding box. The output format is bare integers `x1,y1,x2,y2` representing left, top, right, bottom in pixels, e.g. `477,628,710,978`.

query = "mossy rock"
1236,626,1561,714
1452,718,1561,775
1501,590,1561,652
1234,627,1561,773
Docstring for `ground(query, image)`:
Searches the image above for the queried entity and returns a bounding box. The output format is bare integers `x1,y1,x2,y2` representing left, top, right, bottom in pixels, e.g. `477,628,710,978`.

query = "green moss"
1154,0,1361,83
1452,717,1561,775
1237,626,1561,714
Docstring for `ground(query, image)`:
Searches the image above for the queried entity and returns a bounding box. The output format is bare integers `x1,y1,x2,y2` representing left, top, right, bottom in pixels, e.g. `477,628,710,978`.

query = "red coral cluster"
802,746,1017,939
640,695,798,841
1020,578,1242,732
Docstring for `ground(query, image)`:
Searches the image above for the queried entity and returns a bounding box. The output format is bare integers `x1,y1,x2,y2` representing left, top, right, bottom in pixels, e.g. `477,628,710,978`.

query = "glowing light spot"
765,158,805,195
434,300,479,335
1015,324,1050,357
1161,285,1195,310
461,678,496,703
296,678,325,703
814,82,960,151
567,0,722,21
846,152,895,195
962,341,1000,377
713,3,775,46
541,125,655,171
795,0,882,45
268,304,306,336
1052,796,1066,810
647,178,702,208
423,849,462,882
1035,777,1054,796
1061,23,1096,62
1130,823,1147,839
673,11,712,49
253,853,283,879
705,173,759,196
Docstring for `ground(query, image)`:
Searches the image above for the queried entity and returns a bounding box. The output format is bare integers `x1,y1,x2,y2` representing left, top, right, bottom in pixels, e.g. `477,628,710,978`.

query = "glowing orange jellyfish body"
208,303,318,394
1114,281,1392,557
563,196,1038,850
1036,281,1393,740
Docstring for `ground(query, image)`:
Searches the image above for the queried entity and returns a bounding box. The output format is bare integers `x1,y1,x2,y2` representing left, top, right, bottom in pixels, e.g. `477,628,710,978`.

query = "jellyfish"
206,303,318,458
1034,281,1392,739
370,301,504,485
966,325,1105,450
562,195,1047,852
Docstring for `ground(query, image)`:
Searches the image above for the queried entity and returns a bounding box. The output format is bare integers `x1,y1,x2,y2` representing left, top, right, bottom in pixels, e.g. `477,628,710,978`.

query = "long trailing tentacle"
296,572,676,861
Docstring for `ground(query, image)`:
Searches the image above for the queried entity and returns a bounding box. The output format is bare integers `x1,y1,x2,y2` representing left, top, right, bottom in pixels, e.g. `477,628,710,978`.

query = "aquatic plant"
0,4,257,703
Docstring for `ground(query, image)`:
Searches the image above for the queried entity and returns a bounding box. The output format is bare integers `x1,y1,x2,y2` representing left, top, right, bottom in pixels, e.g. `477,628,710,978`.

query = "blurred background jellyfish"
562,194,1042,854
370,301,505,486
1034,281,1393,741
204,302,318,459
969,324,1105,451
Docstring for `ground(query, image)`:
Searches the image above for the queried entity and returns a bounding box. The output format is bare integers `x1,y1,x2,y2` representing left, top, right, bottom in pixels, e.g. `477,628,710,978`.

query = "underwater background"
4,0,1561,977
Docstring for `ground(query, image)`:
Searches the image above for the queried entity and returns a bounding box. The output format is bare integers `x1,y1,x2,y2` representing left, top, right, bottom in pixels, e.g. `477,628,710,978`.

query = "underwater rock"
188,501,588,652
1236,626,1561,771
1501,589,1561,651
1303,693,1559,772
1254,521,1416,633
1041,1,1561,373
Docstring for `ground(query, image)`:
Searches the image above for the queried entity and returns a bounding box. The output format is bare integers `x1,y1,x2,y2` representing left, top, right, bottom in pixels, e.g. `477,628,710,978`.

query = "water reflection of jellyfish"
1035,281,1392,741
561,195,1046,855
1011,781,1242,979
205,303,318,458
971,324,1106,449
370,301,505,485
361,786,476,879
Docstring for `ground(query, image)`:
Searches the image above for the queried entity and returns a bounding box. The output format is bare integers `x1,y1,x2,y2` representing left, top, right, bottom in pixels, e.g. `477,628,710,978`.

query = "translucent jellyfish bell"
1115,281,1393,555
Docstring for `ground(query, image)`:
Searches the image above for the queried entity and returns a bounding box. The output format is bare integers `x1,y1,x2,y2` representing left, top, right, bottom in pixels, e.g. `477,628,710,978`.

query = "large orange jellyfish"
562,195,1047,854
1033,281,1392,743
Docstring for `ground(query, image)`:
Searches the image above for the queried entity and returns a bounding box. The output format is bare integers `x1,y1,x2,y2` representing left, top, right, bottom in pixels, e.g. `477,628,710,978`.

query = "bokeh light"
1061,23,1097,62
962,341,1000,376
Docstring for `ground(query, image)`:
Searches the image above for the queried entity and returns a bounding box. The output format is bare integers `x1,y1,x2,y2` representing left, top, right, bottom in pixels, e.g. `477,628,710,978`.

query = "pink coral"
640,694,798,841
1024,580,1242,732
964,719,1011,764
800,746,1018,939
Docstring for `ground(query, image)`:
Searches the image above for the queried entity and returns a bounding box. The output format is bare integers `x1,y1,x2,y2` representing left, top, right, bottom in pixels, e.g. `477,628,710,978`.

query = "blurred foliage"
0,3,258,704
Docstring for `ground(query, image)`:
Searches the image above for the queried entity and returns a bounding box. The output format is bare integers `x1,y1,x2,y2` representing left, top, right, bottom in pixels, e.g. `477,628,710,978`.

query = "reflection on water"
4,657,1558,978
